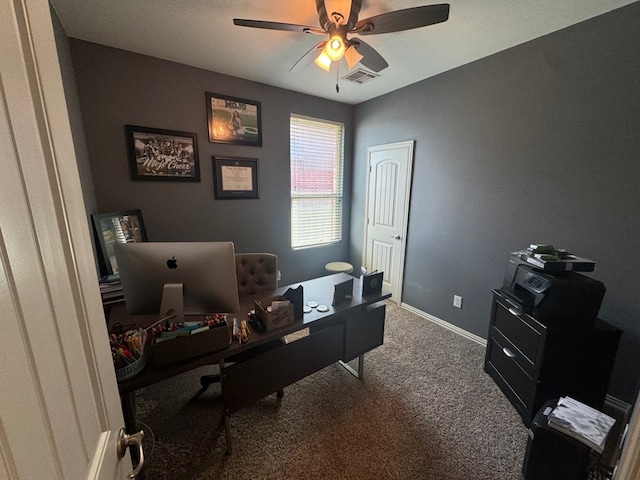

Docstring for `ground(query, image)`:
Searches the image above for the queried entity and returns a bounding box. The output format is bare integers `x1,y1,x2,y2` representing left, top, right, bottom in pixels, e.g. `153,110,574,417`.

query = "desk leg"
220,358,233,456
339,354,365,379
224,414,232,455
121,392,137,434
120,392,142,465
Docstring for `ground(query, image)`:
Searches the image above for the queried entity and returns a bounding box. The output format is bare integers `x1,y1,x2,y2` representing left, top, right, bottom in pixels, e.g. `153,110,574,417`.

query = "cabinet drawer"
486,335,535,413
222,323,344,414
492,297,544,367
344,303,385,361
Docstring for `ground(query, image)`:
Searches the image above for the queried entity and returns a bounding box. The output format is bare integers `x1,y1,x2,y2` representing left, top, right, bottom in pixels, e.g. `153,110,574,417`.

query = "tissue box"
150,322,229,367
254,295,294,331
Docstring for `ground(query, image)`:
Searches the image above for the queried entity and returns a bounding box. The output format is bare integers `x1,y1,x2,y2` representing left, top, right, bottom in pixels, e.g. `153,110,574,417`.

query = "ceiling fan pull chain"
336,63,340,93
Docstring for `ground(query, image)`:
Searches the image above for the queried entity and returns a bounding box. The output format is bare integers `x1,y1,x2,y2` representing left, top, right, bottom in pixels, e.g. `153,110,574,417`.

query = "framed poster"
91,209,147,275
212,156,259,199
125,125,200,181
206,92,262,146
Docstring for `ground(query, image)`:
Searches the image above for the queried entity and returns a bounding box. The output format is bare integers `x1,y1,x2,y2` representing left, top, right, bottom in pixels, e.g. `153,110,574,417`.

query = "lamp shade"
314,51,333,71
344,45,363,70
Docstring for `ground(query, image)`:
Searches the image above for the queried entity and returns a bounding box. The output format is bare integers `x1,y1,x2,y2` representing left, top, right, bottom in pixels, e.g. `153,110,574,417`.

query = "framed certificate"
212,156,259,199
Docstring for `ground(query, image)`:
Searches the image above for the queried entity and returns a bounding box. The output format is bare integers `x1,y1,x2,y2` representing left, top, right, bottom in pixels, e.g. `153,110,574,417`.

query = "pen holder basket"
115,352,148,382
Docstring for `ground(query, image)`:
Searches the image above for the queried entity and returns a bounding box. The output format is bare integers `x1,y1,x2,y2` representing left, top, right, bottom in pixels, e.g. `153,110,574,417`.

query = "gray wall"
352,3,640,402
68,40,354,285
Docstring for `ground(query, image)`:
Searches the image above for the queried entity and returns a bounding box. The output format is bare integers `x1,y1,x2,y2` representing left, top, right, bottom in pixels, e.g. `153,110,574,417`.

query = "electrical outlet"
453,295,463,308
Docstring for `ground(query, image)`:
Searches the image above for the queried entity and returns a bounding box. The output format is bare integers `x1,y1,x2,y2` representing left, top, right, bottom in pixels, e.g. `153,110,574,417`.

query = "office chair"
235,253,279,297
199,253,284,393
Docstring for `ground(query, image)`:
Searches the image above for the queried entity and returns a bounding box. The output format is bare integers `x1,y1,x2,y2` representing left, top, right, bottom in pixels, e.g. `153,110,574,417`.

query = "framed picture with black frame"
91,209,147,276
205,92,262,146
212,156,259,200
125,125,200,181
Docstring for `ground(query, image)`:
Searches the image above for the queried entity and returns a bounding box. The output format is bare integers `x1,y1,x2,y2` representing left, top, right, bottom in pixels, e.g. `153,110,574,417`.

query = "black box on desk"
523,399,591,480
150,322,230,367
255,295,294,331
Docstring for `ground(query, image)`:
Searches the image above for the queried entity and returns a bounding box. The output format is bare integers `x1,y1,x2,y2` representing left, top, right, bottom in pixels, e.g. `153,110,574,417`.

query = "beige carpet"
133,301,528,479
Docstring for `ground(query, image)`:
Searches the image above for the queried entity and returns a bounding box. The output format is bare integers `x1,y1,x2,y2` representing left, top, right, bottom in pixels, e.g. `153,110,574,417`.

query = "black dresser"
484,288,621,426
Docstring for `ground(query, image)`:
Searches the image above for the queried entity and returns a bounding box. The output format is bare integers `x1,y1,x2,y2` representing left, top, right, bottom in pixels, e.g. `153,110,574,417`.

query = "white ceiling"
50,0,637,105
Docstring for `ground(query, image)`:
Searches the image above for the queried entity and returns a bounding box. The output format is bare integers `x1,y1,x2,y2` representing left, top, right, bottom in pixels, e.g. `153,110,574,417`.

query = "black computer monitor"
114,241,240,322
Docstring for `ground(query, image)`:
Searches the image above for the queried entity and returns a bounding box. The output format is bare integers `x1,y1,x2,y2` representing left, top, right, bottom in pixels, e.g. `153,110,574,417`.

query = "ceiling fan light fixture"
235,2,451,77
325,34,345,61
314,51,333,71
344,45,363,70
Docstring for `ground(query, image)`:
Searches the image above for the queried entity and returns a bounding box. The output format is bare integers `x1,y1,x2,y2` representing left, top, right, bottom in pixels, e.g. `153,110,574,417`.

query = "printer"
501,253,605,327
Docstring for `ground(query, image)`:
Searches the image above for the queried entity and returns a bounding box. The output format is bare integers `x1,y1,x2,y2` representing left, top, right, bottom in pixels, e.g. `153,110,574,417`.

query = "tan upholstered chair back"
235,253,278,297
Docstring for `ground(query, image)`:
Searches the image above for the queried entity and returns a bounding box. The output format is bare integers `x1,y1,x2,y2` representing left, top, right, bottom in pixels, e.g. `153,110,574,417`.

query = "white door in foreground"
1,0,134,477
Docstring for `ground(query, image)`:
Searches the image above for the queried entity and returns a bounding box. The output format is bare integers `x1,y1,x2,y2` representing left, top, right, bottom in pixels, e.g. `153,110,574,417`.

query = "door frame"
1,0,128,477
362,140,414,303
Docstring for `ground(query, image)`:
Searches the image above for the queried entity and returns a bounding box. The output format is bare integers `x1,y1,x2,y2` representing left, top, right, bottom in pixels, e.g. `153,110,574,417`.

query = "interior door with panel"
364,141,414,303
1,1,135,478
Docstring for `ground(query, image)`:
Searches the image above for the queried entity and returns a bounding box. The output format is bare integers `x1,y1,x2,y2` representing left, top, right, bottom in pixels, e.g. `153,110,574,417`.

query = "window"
290,114,344,249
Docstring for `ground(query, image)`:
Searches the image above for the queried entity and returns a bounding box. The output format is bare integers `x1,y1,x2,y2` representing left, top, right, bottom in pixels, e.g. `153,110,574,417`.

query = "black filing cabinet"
485,289,621,426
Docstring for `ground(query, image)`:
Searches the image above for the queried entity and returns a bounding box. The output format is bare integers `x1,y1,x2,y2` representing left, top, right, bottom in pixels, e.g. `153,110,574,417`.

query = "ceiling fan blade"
315,0,329,30
290,41,327,73
349,38,388,72
353,4,450,35
234,18,324,35
345,0,363,30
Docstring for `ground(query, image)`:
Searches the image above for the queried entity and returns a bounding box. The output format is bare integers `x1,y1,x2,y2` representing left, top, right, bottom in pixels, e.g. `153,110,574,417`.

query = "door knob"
117,428,145,479
391,235,401,240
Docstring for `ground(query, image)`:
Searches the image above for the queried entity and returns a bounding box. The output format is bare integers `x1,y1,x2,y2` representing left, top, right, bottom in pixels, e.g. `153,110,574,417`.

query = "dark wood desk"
113,273,390,453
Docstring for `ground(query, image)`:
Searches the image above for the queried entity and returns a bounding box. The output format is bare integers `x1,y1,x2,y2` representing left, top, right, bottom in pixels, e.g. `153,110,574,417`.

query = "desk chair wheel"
276,389,284,398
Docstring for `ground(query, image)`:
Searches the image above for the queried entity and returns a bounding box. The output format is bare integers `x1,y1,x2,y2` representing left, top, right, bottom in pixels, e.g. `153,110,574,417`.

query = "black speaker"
522,399,591,480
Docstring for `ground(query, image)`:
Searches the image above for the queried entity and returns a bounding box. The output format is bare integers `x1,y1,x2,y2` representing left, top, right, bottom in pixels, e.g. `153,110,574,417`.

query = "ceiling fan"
233,1,450,74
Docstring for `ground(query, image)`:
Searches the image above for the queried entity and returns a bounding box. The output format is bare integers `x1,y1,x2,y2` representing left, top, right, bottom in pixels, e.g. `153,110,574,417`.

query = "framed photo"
332,278,354,306
125,125,200,181
362,271,383,296
92,209,147,275
206,92,262,146
212,156,259,200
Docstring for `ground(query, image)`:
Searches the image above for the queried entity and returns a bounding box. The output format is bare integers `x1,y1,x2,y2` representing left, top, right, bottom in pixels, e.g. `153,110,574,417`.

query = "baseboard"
399,302,487,346
398,301,631,418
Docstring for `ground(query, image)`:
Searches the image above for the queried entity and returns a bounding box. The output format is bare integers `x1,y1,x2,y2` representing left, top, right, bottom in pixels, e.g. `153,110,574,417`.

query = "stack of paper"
547,396,616,453
99,279,124,306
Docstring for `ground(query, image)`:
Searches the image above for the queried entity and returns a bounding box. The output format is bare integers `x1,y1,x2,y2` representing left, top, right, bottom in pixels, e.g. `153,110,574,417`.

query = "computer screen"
114,241,240,321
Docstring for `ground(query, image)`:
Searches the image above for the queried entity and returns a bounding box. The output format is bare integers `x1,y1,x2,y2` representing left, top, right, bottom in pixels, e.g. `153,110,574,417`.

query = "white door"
363,141,414,303
1,0,132,478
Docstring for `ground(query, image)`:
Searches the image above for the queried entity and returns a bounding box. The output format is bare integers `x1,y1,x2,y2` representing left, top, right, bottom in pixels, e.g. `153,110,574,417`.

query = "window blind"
290,114,344,249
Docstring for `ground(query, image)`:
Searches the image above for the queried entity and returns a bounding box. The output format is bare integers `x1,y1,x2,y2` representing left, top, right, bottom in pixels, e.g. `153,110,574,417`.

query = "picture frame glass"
212,156,259,199
206,92,262,146
125,125,200,182
92,209,147,276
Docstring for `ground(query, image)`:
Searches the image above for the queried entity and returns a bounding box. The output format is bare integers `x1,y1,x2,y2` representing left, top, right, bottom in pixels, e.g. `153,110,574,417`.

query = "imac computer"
114,241,240,322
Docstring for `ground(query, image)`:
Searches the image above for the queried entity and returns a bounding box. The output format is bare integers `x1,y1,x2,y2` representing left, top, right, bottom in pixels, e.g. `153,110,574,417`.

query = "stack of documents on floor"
547,396,616,453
